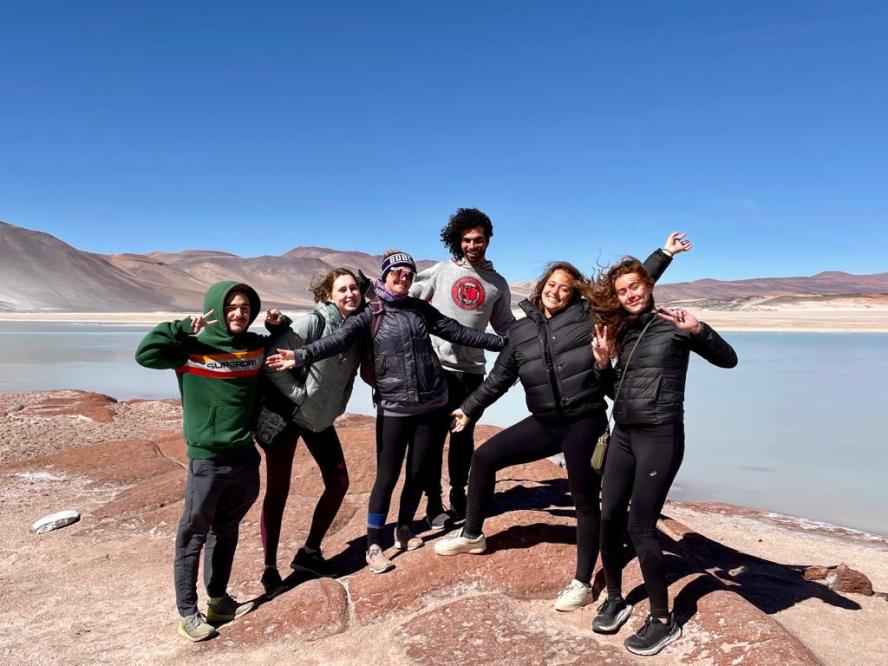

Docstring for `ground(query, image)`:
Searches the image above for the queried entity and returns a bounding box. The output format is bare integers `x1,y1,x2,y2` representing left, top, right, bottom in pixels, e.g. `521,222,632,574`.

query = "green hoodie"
135,281,272,460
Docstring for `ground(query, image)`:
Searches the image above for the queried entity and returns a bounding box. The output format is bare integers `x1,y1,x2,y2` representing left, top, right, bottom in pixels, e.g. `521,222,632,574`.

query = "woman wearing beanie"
267,249,505,573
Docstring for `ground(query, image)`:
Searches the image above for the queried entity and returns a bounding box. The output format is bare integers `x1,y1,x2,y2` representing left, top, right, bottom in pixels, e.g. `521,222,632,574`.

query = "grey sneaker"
554,579,592,612
624,613,681,656
177,612,216,642
205,594,255,623
426,511,451,531
593,595,633,634
394,525,424,550
366,544,394,574
433,528,487,556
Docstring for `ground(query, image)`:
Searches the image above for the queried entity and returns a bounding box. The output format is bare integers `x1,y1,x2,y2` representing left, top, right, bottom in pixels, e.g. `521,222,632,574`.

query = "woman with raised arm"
267,250,505,574
435,233,690,615
589,258,737,657
255,268,365,596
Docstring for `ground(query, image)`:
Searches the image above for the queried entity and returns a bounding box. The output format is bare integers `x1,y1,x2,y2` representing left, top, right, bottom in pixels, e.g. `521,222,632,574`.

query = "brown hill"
2,220,886,312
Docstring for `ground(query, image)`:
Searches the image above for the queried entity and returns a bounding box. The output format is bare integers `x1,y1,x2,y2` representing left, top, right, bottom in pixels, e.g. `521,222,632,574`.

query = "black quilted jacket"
598,311,737,425
462,249,673,423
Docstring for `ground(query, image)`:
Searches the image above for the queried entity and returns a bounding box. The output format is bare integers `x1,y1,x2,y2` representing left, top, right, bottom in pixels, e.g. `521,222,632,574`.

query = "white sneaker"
554,579,592,611
365,544,394,574
433,528,487,556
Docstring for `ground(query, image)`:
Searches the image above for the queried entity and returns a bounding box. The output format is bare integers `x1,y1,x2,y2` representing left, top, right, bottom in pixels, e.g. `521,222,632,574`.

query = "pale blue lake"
1,321,885,536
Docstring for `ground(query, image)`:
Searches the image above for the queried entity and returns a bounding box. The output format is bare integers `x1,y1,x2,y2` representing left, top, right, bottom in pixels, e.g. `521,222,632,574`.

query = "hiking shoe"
177,612,217,642
365,544,394,574
554,579,592,612
394,525,424,551
592,595,633,633
290,547,329,576
426,511,451,531
205,594,255,623
624,613,681,656
260,567,283,598
433,528,487,556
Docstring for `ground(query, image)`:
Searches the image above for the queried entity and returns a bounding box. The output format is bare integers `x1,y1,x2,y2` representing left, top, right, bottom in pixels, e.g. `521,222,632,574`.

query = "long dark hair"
528,261,593,312
592,256,655,353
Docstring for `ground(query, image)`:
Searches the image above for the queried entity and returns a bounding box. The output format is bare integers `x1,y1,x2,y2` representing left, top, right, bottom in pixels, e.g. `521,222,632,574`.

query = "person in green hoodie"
135,281,286,643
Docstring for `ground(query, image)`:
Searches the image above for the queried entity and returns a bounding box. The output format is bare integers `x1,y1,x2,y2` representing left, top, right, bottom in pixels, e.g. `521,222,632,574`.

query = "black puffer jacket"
461,249,673,423
599,310,737,425
297,296,504,408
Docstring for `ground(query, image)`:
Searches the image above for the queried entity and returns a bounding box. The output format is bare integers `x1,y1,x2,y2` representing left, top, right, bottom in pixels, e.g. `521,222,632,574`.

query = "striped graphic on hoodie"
176,348,265,379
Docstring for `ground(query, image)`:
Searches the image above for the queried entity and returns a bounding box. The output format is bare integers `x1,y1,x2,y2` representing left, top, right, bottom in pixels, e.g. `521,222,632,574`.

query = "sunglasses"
391,268,415,280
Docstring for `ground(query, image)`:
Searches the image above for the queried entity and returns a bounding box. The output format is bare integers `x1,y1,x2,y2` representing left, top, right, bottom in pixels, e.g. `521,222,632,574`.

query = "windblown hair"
529,261,595,312
592,256,655,353
310,267,361,304
439,208,494,260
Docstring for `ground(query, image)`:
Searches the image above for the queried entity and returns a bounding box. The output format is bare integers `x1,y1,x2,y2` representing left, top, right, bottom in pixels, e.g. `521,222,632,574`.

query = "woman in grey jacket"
257,268,364,595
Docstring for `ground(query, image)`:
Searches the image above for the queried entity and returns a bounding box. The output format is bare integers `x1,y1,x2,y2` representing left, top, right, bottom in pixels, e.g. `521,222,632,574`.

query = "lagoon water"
1,321,886,536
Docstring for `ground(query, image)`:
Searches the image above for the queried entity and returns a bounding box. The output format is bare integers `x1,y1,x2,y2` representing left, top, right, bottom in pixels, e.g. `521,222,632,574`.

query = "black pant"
464,412,607,583
425,370,484,515
367,408,450,545
600,422,684,617
260,424,349,567
174,447,260,617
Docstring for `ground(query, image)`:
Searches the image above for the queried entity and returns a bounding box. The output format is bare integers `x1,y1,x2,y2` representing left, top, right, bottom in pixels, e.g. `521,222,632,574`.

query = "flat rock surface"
1,390,885,664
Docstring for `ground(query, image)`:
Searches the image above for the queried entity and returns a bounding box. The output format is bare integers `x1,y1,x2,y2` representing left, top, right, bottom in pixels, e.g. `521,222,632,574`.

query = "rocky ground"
1,390,885,665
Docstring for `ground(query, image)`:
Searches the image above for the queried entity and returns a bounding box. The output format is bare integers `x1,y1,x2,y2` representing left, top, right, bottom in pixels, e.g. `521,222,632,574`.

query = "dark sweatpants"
425,370,484,516
600,422,684,618
463,411,608,584
174,447,260,617
367,408,450,545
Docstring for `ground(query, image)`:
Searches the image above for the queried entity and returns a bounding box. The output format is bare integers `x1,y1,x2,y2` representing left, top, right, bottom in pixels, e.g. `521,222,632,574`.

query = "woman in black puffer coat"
589,256,737,657
267,250,504,575
435,234,690,615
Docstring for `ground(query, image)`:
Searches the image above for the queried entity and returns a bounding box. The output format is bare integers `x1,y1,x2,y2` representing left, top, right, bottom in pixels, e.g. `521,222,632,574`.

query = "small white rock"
32,510,81,534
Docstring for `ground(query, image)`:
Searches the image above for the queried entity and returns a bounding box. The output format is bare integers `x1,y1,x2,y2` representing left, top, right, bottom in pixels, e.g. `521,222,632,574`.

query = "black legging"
464,411,607,584
367,408,450,545
600,422,684,618
424,370,484,515
260,424,350,567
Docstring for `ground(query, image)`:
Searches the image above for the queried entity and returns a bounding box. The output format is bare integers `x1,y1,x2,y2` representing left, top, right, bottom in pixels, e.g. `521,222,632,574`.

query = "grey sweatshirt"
410,258,514,374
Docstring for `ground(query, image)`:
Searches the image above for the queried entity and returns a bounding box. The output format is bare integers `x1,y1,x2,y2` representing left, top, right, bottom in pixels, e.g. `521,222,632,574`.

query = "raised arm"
135,318,196,370
657,306,738,368
642,231,693,283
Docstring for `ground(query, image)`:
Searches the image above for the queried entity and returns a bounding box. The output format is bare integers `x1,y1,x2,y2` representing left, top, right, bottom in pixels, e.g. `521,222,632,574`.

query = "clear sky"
1,1,886,282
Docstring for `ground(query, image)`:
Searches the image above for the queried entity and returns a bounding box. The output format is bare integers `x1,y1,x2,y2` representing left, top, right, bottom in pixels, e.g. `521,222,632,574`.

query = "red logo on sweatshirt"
452,277,486,311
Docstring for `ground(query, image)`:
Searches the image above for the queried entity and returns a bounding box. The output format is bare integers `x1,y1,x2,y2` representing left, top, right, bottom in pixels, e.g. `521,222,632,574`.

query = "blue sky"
1,1,886,282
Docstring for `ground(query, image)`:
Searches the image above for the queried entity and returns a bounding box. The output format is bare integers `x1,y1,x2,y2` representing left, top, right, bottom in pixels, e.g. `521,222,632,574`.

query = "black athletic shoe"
260,567,283,598
592,595,633,634
624,614,681,656
290,547,329,576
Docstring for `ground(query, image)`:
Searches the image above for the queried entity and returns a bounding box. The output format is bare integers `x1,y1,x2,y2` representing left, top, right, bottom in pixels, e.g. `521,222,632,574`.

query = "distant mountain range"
1,220,886,312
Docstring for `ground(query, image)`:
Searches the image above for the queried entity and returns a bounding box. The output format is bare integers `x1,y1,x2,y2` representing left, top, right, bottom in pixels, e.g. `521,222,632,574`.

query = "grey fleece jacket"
265,301,361,432
410,258,514,374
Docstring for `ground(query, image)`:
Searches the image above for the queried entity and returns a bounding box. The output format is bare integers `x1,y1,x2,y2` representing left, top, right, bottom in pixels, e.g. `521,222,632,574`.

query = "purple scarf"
373,278,408,303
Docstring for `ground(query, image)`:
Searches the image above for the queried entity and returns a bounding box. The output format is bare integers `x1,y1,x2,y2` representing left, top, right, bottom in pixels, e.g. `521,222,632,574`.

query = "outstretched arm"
135,313,212,369
422,301,505,351
460,342,519,419
642,231,692,283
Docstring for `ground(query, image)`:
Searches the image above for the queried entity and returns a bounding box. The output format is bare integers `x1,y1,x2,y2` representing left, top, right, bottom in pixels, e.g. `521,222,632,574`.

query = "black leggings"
600,422,684,617
425,371,484,515
260,424,349,567
367,408,450,545
464,412,607,584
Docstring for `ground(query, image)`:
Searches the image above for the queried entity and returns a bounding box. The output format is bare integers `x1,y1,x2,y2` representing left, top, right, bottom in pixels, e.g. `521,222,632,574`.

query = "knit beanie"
380,251,416,279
